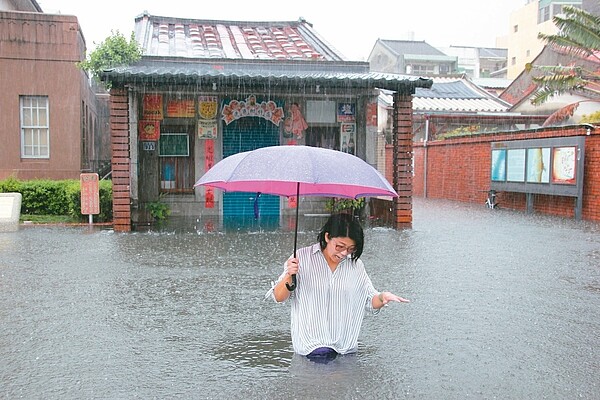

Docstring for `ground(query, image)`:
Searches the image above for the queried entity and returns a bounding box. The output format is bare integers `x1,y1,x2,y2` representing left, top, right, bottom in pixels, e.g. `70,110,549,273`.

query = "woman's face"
323,233,356,265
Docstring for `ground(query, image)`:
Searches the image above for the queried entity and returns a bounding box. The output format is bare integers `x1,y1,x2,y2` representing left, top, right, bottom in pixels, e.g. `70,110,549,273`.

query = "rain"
1,199,599,398
3,1,600,399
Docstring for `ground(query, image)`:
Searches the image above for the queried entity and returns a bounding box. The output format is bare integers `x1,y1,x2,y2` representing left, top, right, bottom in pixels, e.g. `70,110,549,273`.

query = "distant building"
439,46,508,79
583,0,600,15
368,39,457,75
376,75,547,190
471,78,513,97
499,45,600,125
0,0,110,180
379,75,545,144
497,0,583,80
0,0,41,11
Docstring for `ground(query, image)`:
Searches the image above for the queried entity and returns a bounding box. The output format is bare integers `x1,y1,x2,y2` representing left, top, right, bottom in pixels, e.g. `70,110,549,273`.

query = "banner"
142,94,163,120
138,120,160,141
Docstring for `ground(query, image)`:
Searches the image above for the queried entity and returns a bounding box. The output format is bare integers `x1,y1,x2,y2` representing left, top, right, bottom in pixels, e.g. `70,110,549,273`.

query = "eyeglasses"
332,239,357,254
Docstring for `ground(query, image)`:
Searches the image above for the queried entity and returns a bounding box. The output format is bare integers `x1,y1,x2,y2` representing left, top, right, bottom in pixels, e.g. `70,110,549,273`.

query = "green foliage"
530,6,600,105
0,178,113,223
437,125,484,140
77,30,142,86
20,214,79,224
325,197,365,213
147,199,171,221
579,110,600,123
529,65,592,105
537,6,600,59
0,176,20,192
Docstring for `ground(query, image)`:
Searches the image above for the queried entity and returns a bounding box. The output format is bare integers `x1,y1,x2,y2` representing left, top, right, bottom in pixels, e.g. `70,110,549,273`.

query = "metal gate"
222,117,280,222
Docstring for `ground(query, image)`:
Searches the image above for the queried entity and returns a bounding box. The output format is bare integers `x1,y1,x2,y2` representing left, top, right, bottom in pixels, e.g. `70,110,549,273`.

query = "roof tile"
137,14,337,61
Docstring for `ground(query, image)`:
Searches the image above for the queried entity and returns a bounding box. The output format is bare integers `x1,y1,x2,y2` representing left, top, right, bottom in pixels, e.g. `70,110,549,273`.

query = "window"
306,100,336,123
538,6,550,23
439,64,452,75
410,64,436,75
159,133,189,157
20,96,49,158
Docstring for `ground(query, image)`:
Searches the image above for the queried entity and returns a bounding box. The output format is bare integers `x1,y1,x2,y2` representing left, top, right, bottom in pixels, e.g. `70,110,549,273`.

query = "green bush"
147,199,171,221
325,197,365,213
0,177,113,223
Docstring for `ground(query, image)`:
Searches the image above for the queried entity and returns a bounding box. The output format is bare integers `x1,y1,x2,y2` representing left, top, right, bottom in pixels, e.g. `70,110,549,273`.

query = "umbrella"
194,145,398,291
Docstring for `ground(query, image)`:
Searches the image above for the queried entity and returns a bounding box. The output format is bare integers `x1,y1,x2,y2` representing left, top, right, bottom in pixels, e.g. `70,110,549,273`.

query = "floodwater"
1,198,599,399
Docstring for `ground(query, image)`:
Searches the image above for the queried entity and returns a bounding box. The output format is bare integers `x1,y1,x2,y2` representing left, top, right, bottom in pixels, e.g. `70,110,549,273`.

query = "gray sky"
39,0,526,61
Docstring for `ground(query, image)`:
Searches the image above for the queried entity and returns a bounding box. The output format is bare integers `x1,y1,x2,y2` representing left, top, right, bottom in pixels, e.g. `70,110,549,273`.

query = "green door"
222,117,280,226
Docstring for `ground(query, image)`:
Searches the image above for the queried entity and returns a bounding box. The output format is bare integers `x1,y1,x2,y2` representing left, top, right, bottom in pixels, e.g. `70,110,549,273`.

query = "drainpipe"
423,115,429,198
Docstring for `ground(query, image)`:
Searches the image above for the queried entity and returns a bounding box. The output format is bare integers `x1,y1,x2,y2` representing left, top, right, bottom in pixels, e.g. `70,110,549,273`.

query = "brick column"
110,88,132,232
392,93,414,229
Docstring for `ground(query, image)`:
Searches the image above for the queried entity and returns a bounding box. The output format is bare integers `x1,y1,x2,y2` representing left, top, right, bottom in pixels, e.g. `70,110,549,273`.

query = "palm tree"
529,6,600,105
526,6,600,125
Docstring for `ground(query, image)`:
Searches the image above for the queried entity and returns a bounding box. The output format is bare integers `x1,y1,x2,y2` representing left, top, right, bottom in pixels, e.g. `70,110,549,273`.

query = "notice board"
80,173,100,215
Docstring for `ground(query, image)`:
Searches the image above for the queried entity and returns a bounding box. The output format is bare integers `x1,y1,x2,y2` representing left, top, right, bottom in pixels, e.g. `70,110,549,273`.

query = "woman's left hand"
379,291,410,305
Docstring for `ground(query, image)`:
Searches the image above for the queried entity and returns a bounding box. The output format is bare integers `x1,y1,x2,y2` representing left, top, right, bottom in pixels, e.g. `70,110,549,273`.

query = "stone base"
0,193,22,232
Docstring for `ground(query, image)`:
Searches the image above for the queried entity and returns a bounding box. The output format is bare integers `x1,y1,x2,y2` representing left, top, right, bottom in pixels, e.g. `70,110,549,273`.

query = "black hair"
317,213,364,260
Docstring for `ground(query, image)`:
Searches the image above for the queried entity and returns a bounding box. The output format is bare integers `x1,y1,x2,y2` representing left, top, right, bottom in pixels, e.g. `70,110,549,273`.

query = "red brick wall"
391,94,414,228
109,89,131,232
0,11,89,180
387,125,600,221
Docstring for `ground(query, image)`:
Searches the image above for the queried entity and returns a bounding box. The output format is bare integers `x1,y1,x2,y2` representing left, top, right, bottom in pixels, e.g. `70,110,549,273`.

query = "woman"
266,213,410,360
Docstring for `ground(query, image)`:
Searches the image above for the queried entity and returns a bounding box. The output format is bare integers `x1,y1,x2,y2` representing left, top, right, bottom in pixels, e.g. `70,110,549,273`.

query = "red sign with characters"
80,173,100,215
142,94,164,120
138,120,160,141
167,99,195,118
204,140,215,208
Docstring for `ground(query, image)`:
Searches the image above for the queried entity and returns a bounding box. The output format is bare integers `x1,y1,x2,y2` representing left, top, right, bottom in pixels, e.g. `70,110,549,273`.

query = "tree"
528,6,600,105
78,30,142,87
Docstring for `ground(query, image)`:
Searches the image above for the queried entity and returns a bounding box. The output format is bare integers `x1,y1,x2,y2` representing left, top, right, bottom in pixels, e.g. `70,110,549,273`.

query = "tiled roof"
102,13,434,93
478,47,508,59
500,45,600,108
379,40,448,57
102,59,433,92
472,77,512,89
10,0,42,12
379,76,511,113
445,46,508,59
135,13,345,61
412,96,509,112
416,80,482,99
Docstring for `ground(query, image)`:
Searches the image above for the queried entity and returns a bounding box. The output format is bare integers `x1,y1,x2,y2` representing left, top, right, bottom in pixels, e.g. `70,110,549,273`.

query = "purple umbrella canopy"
193,145,397,199
194,145,397,291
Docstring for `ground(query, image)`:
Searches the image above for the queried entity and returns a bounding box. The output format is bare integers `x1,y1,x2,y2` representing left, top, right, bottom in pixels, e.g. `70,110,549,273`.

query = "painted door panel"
222,117,280,219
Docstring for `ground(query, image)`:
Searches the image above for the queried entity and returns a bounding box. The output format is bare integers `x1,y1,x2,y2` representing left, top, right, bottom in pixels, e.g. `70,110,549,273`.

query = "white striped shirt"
266,243,380,355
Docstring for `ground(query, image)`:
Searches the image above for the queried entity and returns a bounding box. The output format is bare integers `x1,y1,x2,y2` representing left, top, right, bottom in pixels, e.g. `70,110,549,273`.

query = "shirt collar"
310,243,322,254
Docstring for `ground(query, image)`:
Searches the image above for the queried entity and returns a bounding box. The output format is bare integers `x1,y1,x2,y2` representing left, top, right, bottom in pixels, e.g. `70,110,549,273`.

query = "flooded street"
1,198,599,399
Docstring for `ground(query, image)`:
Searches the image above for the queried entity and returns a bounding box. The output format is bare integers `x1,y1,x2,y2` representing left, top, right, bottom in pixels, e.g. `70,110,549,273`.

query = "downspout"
423,115,429,198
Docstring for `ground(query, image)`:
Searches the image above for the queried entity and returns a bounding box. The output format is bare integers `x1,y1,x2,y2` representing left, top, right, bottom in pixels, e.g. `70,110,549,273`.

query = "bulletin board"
490,136,585,197
490,136,586,219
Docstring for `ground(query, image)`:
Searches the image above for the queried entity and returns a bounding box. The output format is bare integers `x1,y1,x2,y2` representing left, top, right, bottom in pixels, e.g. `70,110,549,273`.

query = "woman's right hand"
286,257,299,276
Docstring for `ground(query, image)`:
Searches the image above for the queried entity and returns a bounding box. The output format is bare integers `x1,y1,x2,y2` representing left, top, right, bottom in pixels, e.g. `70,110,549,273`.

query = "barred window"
20,96,49,158
410,64,436,75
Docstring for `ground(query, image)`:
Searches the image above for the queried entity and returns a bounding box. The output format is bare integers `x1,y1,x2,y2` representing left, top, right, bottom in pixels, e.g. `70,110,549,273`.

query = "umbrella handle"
285,182,300,292
286,275,297,291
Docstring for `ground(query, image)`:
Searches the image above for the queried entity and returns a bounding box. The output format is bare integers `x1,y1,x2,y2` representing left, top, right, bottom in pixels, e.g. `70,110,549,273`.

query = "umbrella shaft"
293,182,299,258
